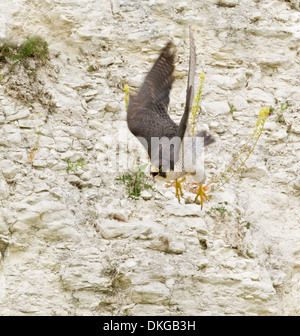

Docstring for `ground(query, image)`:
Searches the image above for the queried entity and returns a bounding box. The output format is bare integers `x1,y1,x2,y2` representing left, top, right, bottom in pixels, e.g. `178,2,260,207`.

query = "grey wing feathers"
197,130,215,147
128,42,175,115
186,28,196,109
140,42,175,111
127,42,178,156
176,28,196,140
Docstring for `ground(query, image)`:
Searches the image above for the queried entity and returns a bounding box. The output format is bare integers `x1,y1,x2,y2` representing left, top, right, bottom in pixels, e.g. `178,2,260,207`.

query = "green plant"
1,36,54,115
1,36,48,81
188,76,269,196
0,36,48,64
0,40,18,62
116,163,156,200
275,113,286,125
210,106,270,192
67,157,86,174
270,101,292,132
209,206,227,218
229,103,237,114
11,36,48,62
246,250,255,258
275,103,288,125
190,72,205,135
237,216,251,229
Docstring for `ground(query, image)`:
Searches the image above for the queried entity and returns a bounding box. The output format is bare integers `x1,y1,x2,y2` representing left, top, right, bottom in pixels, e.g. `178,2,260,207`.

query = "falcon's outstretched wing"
177,28,196,140
127,42,179,158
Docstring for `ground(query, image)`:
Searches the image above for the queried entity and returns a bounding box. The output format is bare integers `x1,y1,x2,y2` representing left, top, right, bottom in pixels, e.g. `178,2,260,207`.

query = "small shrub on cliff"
12,36,49,62
0,40,18,62
116,163,156,200
0,36,54,114
0,36,48,64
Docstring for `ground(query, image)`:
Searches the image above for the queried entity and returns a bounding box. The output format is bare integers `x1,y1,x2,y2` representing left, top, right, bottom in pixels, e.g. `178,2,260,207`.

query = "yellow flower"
259,106,269,119
211,105,269,192
190,72,205,135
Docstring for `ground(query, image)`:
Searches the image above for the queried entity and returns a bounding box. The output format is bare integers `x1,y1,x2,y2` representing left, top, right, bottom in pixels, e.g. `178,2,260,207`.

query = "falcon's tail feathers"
196,130,215,147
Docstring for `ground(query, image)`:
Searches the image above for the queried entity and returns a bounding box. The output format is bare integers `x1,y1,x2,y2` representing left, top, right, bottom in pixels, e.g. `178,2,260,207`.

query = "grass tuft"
11,36,48,62
0,36,48,64
116,163,156,200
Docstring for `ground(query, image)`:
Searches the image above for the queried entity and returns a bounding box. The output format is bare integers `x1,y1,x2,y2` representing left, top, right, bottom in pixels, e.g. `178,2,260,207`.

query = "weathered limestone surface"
0,0,299,315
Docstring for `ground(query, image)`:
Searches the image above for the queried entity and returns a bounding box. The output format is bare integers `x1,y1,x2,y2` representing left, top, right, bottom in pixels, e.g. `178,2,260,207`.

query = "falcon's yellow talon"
195,184,209,209
175,179,184,202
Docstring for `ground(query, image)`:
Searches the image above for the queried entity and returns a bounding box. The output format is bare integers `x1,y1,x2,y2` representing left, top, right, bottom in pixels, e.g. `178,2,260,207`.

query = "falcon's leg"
175,178,184,202
195,184,209,210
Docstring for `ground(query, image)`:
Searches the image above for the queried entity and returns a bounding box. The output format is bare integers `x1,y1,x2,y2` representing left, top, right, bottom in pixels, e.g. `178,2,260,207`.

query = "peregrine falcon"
127,30,215,208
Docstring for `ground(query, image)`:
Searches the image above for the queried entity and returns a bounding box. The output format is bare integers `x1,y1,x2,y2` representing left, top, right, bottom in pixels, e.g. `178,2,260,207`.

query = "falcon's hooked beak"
150,171,158,180
150,166,166,180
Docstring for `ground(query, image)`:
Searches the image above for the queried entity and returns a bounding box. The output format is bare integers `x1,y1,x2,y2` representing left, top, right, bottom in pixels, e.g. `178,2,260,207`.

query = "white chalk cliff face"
0,0,300,315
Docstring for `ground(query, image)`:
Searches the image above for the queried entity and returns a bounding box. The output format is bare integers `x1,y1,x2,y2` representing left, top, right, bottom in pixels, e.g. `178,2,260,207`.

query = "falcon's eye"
159,165,163,172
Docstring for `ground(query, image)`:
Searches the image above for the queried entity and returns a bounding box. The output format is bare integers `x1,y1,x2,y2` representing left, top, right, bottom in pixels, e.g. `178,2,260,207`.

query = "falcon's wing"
127,42,178,153
177,28,196,140
186,28,196,111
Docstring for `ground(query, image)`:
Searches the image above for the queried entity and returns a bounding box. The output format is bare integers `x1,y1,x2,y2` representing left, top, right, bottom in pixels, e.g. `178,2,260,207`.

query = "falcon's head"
150,141,178,180
150,165,167,179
